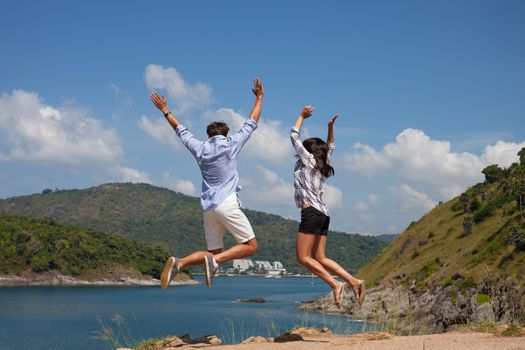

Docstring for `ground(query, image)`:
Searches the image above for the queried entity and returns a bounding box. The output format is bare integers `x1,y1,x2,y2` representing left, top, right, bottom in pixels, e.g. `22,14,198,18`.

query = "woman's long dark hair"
302,138,334,177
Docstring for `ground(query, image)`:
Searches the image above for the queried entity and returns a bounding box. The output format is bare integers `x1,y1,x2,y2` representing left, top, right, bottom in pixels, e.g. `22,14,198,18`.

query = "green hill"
0,215,169,279
0,183,387,274
358,154,525,293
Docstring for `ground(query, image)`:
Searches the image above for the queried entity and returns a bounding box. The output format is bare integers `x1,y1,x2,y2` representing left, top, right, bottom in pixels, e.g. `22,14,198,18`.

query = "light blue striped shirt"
175,119,258,211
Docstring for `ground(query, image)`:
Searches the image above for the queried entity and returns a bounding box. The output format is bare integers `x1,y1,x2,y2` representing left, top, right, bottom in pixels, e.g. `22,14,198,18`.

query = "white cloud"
257,164,281,184
342,128,525,199
249,165,295,205
368,194,380,204
236,165,295,220
159,172,197,196
342,143,391,175
111,165,151,184
389,184,437,213
354,201,369,212
481,140,525,167
324,183,343,209
386,224,399,233
0,89,122,166
138,115,182,150
204,108,292,163
145,64,213,113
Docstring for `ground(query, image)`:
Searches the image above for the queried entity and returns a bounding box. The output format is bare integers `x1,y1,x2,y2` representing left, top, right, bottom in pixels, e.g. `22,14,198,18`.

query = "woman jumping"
290,105,365,308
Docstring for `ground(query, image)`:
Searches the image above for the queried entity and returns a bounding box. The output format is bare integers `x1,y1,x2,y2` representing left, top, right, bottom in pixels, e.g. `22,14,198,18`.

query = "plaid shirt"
290,127,335,216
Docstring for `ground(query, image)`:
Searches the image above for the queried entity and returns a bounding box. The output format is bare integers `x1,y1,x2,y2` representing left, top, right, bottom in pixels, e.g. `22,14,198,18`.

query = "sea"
0,275,367,350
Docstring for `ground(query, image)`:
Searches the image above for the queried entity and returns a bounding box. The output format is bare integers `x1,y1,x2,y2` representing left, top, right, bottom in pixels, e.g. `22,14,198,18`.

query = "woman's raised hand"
328,114,339,128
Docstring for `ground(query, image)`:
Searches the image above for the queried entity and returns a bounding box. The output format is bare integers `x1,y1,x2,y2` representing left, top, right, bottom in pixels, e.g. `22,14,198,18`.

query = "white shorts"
203,192,256,251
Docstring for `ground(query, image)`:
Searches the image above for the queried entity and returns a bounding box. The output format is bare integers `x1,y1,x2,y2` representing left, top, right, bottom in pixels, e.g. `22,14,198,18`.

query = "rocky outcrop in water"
0,272,198,286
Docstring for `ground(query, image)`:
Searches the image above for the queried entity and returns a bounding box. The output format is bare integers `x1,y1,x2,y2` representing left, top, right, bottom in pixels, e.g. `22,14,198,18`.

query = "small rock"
191,335,222,345
237,297,266,303
274,333,303,343
451,273,464,280
242,336,268,344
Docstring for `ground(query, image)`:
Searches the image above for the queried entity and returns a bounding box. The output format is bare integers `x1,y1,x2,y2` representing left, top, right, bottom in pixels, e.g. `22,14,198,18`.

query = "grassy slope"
358,182,525,292
0,183,387,274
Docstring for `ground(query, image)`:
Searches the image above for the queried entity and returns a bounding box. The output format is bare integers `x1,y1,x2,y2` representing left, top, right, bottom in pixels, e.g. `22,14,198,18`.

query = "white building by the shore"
232,259,286,275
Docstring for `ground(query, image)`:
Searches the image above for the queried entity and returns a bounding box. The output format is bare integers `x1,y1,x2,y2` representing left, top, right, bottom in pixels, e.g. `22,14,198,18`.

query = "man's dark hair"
207,121,230,138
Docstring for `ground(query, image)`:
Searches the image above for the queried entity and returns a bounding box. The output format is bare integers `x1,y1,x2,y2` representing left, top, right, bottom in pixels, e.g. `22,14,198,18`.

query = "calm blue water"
0,276,365,350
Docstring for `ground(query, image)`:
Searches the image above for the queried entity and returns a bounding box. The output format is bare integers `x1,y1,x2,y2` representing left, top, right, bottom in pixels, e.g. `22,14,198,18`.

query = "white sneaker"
160,257,180,289
204,255,219,288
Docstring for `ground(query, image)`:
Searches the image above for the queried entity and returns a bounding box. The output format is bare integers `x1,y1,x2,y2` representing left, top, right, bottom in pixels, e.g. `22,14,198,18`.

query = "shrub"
442,277,453,287
475,294,491,304
451,201,463,212
470,198,481,211
459,277,477,291
501,324,522,337
473,193,507,223
507,223,525,250
450,290,458,305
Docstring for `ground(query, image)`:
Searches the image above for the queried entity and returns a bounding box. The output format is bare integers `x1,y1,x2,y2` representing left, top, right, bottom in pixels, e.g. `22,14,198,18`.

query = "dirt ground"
204,331,525,350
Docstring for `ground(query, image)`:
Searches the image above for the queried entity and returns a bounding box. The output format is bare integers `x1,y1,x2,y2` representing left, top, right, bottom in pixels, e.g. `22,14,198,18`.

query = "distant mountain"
0,183,387,274
0,215,169,279
374,234,398,243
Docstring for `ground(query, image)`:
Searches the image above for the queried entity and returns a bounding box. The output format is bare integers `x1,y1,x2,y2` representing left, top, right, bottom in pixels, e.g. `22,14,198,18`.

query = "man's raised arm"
248,78,264,123
150,92,181,130
150,92,203,157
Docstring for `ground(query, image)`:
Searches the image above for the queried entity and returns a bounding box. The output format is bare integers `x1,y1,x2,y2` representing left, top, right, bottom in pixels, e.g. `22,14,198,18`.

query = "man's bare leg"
213,238,258,264
178,250,218,270
177,237,258,269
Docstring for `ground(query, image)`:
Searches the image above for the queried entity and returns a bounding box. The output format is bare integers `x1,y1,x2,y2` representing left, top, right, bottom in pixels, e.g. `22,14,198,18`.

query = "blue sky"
1,0,524,235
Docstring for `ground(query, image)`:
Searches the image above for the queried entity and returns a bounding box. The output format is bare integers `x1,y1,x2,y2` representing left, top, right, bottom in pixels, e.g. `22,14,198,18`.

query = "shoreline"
0,273,199,287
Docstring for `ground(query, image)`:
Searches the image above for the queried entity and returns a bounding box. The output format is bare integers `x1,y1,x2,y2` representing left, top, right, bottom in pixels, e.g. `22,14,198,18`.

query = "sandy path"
203,332,525,350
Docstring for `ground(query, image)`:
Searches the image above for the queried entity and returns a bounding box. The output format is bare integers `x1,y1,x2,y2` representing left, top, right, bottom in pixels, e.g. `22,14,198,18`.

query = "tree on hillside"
482,164,504,184
506,164,525,220
518,147,525,165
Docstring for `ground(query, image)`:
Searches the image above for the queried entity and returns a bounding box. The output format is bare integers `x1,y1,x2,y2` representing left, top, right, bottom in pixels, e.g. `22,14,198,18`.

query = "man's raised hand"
252,78,264,99
150,92,168,114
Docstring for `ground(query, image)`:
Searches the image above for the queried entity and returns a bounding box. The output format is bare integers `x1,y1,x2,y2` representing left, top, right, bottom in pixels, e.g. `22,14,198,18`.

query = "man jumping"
150,78,264,289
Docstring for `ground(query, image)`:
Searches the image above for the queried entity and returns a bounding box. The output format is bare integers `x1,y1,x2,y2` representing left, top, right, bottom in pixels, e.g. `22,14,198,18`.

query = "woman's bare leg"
297,232,345,307
312,235,365,302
